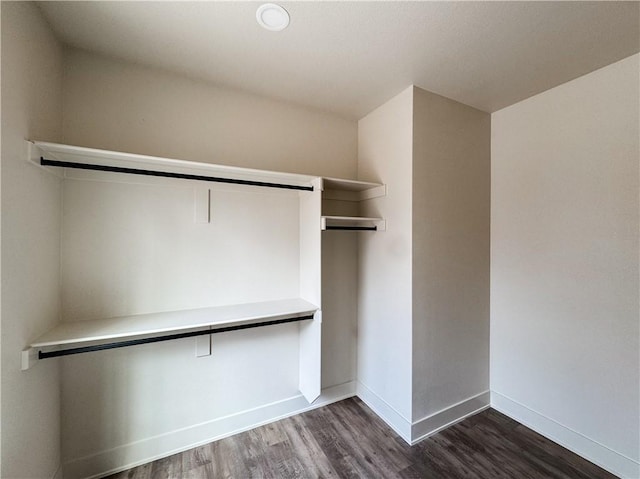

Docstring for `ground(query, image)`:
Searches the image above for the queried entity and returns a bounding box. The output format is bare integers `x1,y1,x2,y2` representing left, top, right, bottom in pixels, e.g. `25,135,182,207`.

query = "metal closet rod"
325,226,377,231
38,314,314,360
40,158,314,192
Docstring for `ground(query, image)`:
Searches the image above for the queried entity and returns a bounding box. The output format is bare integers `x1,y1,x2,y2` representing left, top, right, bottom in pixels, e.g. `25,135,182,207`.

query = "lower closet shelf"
321,215,386,231
25,298,318,364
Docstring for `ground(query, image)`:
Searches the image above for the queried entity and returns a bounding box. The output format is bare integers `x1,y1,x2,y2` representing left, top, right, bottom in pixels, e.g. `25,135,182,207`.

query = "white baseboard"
411,390,490,444
355,380,412,443
67,383,636,479
355,382,490,445
491,390,640,479
63,381,356,479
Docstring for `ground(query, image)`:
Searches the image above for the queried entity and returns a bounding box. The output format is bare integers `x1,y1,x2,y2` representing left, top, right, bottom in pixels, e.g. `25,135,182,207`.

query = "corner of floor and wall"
355,50,639,479
489,53,639,479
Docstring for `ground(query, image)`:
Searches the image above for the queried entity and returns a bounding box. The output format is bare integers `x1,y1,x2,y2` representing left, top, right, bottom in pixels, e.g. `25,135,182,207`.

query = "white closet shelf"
321,215,386,231
29,298,318,349
321,177,386,201
27,141,388,200
28,141,317,191
20,140,384,405
322,177,382,191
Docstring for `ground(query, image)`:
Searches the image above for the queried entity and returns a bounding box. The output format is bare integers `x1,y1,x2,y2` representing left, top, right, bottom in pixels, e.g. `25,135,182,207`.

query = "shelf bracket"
194,187,211,224
21,348,39,371
195,328,212,357
24,141,63,177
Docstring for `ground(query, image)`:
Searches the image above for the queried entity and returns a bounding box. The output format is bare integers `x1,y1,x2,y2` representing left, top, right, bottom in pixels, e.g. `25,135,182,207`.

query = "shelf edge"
30,298,319,349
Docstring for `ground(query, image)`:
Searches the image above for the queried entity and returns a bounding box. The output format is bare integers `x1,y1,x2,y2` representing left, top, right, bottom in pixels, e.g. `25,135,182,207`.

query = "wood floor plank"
208,432,251,478
332,398,413,473
181,444,212,472
148,452,183,479
107,398,616,479
513,423,615,479
182,462,215,479
107,461,153,479
304,407,382,478
258,420,289,447
314,404,407,478
282,414,340,478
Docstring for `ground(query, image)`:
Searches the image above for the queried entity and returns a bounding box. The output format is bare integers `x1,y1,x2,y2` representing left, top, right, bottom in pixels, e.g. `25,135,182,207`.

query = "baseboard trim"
411,390,491,445
491,390,640,479
64,381,356,479
355,381,412,443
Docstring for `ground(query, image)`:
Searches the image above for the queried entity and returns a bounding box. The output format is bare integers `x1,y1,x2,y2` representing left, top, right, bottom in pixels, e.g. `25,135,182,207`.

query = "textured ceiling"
38,1,640,119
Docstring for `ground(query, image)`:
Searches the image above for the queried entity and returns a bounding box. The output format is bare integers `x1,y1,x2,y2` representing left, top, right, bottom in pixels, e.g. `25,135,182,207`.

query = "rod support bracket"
21,348,40,371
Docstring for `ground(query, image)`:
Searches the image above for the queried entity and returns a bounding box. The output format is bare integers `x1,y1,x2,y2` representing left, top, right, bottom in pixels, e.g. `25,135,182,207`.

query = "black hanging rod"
38,314,314,360
324,226,377,231
40,158,314,192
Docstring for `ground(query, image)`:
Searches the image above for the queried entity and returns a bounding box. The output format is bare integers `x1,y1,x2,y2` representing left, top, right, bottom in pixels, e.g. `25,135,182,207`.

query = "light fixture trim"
256,3,290,32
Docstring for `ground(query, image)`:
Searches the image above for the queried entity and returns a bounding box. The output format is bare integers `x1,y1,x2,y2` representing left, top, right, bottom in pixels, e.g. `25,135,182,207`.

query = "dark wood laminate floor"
107,397,616,479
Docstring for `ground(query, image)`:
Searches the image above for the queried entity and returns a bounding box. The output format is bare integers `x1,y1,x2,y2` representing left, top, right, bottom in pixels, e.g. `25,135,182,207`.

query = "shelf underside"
321,177,386,202
321,216,385,231
322,177,382,192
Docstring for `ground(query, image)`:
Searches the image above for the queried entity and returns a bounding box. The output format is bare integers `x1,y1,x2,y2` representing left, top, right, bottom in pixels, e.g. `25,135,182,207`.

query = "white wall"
62,48,356,179
357,86,414,439
321,198,359,388
356,86,491,443
60,174,302,462
1,3,64,478
491,54,640,478
6,8,631,477
59,49,358,477
412,87,490,431
61,175,301,320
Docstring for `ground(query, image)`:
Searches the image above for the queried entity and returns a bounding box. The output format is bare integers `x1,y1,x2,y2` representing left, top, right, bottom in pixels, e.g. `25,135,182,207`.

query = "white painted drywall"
491,54,639,477
61,177,301,320
1,3,63,477
321,199,359,388
356,86,490,441
59,50,358,476
412,87,490,420
357,86,414,434
62,48,356,179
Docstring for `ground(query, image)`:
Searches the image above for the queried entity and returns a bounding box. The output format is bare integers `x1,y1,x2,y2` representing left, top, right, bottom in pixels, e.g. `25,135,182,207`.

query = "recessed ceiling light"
256,3,290,32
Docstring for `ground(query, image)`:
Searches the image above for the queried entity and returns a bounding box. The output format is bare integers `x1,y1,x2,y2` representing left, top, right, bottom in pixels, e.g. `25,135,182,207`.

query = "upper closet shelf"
321,177,386,201
27,141,388,199
22,298,318,370
28,141,317,192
